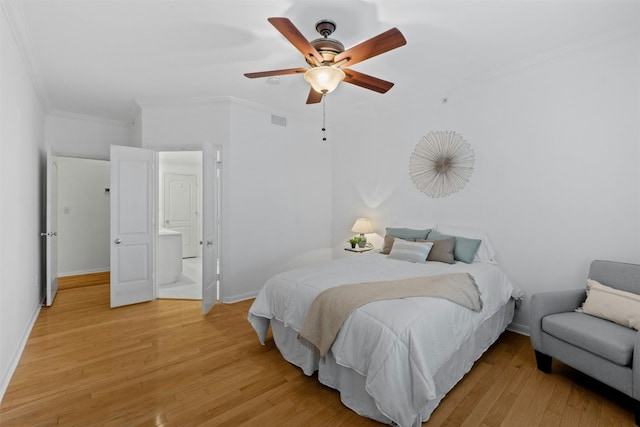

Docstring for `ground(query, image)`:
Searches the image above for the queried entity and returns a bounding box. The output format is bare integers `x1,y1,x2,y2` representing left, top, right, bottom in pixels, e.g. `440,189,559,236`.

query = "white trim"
0,298,42,402
474,23,639,84
133,95,314,122
58,268,109,278
506,322,530,337
219,290,259,304
441,23,640,97
47,110,130,128
134,95,232,109
1,0,49,112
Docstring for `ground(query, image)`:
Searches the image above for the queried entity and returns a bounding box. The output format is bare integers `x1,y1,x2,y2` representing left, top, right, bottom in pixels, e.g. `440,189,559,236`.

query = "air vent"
271,114,287,127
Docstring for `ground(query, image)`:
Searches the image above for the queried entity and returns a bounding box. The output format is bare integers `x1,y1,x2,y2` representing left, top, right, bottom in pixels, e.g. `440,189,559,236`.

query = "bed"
248,226,521,427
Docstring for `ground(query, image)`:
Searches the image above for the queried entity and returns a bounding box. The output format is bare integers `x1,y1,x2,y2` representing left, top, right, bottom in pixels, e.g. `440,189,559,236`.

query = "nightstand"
344,246,374,253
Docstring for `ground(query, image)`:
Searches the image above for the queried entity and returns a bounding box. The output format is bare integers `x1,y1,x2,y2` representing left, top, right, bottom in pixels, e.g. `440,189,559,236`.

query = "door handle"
114,238,122,245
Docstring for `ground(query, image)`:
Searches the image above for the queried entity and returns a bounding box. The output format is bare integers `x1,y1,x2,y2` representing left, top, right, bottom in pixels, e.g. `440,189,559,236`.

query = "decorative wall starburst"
409,131,475,198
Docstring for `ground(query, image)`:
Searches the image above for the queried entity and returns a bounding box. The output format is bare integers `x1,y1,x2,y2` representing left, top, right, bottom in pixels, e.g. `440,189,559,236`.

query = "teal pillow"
385,227,431,240
428,230,482,264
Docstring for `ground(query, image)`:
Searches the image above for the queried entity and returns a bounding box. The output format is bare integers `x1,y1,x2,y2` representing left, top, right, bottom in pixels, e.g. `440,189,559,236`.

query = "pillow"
381,234,412,254
435,225,496,262
385,227,431,240
387,238,433,263
428,230,481,264
381,227,432,254
578,279,640,330
417,238,455,264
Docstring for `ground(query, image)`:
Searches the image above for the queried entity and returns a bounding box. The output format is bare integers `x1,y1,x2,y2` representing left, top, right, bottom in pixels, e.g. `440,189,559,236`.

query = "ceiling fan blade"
244,68,307,78
306,88,323,104
334,28,406,67
343,69,394,94
268,17,325,66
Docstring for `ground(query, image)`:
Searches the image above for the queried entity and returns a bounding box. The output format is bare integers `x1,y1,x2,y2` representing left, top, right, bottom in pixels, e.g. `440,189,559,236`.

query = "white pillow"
387,238,433,263
579,279,640,330
435,224,496,262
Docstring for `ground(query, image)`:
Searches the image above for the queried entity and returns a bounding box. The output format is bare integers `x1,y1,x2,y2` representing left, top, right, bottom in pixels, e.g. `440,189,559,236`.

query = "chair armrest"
634,331,640,400
529,289,586,351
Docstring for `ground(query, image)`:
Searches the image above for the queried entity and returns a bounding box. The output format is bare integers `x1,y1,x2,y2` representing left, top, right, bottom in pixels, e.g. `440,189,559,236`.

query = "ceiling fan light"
304,66,345,94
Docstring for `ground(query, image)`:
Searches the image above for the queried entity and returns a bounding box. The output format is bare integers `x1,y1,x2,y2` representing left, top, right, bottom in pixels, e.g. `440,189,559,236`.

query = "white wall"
57,156,110,276
331,34,640,333
226,100,332,301
137,97,333,302
0,5,46,399
45,111,130,159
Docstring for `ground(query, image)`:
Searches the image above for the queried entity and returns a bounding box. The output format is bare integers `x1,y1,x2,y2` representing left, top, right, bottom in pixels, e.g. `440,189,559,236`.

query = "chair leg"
634,400,639,426
534,350,552,373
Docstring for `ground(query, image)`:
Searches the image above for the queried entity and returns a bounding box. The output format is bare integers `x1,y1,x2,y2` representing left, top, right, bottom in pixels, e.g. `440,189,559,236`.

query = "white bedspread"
248,253,519,427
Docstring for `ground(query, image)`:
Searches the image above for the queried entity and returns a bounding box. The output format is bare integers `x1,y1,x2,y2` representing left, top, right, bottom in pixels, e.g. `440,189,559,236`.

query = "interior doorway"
49,145,220,313
157,151,203,300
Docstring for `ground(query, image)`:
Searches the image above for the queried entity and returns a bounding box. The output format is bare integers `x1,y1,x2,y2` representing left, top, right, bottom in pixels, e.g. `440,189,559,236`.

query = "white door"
44,148,59,306
110,145,155,308
202,145,220,314
163,173,198,258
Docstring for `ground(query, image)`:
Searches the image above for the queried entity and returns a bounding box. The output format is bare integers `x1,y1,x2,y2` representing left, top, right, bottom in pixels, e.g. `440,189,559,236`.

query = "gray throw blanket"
298,273,483,356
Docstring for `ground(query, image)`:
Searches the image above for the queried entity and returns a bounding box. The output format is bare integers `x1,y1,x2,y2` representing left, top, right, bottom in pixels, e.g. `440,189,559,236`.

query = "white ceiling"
8,0,640,123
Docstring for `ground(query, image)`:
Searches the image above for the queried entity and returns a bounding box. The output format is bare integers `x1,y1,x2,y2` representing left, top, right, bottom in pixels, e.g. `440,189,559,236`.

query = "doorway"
56,156,110,280
157,151,203,300
49,144,220,313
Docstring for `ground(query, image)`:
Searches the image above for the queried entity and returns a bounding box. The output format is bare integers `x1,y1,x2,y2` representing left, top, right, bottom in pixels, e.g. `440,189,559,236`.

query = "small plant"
348,236,361,248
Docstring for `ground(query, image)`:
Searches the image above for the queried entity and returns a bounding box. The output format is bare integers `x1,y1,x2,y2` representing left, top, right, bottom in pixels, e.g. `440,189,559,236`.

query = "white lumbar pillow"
580,279,640,330
387,238,433,263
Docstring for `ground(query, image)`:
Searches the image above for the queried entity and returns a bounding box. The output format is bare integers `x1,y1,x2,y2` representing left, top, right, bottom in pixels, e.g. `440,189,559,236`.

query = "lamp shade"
304,66,345,94
351,218,374,234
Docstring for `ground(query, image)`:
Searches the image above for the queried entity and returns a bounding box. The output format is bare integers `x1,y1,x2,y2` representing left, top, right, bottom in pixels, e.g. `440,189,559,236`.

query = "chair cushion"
542,312,636,366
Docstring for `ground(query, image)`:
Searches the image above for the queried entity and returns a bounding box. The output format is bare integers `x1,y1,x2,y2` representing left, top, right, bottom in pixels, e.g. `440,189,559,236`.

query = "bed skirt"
270,299,515,426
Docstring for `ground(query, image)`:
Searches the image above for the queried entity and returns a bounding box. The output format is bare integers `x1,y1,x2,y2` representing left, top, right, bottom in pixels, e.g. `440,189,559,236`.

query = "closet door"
110,145,154,308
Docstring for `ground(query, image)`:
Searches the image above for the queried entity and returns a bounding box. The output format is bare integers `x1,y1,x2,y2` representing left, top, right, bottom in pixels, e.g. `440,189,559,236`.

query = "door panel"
202,145,219,315
163,173,198,258
110,145,154,308
45,148,58,306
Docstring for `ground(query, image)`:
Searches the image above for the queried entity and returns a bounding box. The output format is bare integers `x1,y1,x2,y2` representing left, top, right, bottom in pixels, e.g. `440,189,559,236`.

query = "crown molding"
456,23,640,93
133,95,315,123
47,110,130,128
1,0,50,112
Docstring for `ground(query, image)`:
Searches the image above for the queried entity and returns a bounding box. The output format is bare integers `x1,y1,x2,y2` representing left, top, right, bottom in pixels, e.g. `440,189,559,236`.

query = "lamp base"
357,234,367,248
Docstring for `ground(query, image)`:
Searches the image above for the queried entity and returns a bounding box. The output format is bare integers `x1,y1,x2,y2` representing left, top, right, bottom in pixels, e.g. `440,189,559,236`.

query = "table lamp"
351,218,374,248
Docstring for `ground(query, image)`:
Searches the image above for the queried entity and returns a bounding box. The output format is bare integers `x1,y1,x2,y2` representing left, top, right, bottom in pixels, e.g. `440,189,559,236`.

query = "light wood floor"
1,281,636,426
57,271,110,290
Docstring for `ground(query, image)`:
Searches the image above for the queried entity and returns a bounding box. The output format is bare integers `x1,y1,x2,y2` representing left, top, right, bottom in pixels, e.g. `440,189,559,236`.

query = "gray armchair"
530,260,640,425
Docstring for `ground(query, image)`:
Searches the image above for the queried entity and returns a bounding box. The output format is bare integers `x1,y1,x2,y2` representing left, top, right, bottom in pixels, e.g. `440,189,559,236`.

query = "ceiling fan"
244,17,407,104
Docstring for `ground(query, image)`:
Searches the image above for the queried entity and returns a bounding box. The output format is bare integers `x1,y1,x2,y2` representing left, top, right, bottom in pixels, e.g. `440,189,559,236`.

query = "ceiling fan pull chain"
322,94,327,141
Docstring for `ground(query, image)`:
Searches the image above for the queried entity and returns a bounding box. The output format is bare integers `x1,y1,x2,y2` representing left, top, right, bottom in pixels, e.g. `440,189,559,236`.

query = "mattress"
248,252,519,427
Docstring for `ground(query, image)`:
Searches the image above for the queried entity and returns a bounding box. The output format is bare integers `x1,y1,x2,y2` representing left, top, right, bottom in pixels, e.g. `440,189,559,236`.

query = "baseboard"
58,268,109,277
219,290,258,304
0,297,43,403
507,321,530,336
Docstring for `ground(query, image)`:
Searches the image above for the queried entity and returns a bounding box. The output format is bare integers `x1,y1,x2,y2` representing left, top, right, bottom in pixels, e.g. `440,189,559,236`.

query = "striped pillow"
387,238,433,263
